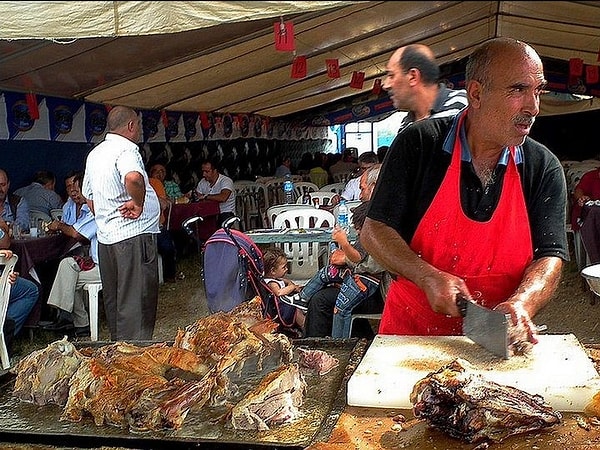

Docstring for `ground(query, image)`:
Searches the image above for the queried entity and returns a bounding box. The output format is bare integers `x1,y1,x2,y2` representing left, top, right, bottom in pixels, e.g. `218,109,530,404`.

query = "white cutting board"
347,334,600,412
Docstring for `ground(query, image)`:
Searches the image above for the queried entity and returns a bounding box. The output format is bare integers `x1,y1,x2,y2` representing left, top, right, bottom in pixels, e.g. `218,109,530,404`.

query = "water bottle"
283,174,294,204
337,199,349,233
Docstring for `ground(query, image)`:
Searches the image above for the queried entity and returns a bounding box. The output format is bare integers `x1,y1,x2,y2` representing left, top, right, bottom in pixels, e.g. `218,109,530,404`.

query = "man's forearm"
125,171,146,207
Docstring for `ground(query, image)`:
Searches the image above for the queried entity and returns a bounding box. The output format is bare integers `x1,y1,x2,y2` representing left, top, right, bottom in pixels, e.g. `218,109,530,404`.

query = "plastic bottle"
283,173,295,204
337,199,349,233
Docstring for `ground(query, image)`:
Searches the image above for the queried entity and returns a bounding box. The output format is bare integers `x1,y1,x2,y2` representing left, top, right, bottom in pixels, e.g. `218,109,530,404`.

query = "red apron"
379,114,533,335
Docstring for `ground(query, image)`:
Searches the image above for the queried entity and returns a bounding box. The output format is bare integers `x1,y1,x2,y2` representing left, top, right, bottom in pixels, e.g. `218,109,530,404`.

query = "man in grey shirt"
82,105,160,341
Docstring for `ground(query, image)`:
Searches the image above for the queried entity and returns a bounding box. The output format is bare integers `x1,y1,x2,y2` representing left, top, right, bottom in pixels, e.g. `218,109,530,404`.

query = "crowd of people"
2,37,571,358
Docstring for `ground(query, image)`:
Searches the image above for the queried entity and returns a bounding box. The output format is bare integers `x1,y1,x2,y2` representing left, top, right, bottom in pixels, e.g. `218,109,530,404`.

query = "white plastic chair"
273,208,335,284
29,209,52,224
261,177,286,209
234,181,266,230
50,208,63,221
295,191,338,207
265,204,315,228
83,282,102,341
294,182,319,200
0,254,18,369
320,182,346,195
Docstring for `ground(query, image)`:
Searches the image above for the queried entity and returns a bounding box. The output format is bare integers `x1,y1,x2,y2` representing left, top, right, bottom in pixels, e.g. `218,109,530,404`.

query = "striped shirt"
82,133,160,245
399,85,468,132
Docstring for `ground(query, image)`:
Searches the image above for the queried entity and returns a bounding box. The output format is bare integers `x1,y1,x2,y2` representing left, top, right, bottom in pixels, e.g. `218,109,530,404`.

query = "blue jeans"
7,277,39,336
300,265,352,302
331,274,379,338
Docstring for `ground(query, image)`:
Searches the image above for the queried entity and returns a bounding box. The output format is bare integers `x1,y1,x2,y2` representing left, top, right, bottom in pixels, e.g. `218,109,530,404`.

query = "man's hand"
494,300,539,353
420,271,472,317
118,200,143,219
8,271,18,285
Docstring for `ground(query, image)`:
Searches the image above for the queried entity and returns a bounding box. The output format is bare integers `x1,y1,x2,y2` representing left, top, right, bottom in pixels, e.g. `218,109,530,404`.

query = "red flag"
569,58,584,77
372,78,382,95
274,21,295,51
349,71,365,89
25,92,39,120
326,59,340,78
597,46,600,63
161,110,168,128
105,104,113,113
199,112,210,129
291,55,307,79
586,65,600,84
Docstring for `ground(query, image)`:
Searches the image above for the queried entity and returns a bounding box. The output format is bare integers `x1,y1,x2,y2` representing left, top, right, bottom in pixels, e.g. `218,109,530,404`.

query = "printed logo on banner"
165,111,181,142
85,103,107,143
222,114,233,138
142,109,161,143
239,114,250,137
183,112,198,142
45,97,82,140
4,92,36,139
254,117,263,137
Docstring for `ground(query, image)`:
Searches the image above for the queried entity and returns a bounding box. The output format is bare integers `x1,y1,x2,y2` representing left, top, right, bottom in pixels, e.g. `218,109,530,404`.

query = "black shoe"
74,326,90,338
279,294,309,313
40,311,74,331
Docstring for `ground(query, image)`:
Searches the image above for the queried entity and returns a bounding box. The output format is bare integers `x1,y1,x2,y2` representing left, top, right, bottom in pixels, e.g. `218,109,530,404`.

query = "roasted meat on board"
410,358,562,443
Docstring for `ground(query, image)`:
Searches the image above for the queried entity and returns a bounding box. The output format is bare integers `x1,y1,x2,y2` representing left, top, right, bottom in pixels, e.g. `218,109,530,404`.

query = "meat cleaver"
457,297,510,359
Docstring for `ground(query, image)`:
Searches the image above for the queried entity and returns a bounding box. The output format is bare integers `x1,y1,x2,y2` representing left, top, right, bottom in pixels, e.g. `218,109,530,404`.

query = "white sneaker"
279,294,309,313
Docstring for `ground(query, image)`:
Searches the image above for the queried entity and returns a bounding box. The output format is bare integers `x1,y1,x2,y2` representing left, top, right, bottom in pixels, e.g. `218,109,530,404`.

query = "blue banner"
4,91,37,139
141,109,161,143
46,97,83,141
84,103,108,143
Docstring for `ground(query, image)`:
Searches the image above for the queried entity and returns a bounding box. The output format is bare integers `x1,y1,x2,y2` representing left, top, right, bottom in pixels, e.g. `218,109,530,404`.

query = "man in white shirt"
194,159,236,228
82,105,160,341
340,152,379,201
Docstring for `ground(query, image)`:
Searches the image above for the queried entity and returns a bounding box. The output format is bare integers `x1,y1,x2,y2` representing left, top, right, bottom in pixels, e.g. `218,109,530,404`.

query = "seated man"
149,163,180,282
287,201,385,338
0,219,38,346
340,152,379,202
0,168,30,231
14,170,63,217
41,172,99,337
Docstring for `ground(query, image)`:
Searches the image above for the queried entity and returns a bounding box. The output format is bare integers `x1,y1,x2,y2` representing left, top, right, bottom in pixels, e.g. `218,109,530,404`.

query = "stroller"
198,216,300,336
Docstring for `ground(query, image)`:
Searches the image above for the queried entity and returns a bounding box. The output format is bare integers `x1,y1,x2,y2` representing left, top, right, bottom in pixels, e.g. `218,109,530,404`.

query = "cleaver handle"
457,295,470,317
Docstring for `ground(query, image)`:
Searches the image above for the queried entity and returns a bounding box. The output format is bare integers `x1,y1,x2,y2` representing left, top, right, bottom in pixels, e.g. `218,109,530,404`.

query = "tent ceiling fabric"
1,1,600,119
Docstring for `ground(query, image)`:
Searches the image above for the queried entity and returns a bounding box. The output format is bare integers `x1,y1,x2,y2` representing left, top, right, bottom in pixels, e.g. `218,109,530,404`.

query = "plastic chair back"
0,254,18,369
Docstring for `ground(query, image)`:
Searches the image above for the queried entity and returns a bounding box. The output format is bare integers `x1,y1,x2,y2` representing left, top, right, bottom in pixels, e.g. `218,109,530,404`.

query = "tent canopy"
1,1,600,120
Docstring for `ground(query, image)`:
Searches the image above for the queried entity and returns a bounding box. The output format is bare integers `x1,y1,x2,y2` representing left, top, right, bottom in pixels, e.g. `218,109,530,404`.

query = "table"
306,344,600,449
10,233,80,326
246,227,336,244
168,201,219,242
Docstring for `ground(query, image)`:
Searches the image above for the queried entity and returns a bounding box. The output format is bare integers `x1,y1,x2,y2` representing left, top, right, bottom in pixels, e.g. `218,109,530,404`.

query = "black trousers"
98,233,158,341
304,286,384,338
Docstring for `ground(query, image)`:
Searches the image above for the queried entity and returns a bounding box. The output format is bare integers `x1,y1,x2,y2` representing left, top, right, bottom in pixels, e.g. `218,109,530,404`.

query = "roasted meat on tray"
410,358,562,443
228,363,307,431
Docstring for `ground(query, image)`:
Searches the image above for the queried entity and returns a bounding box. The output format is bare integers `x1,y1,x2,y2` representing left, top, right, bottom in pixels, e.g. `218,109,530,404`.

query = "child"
262,246,305,330
295,201,384,338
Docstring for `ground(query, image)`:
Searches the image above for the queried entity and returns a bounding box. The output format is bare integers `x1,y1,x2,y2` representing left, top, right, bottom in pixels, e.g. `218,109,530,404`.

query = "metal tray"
0,338,369,449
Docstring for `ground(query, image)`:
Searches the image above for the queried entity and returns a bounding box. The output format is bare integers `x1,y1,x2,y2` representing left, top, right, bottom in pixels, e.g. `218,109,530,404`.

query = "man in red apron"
361,37,568,347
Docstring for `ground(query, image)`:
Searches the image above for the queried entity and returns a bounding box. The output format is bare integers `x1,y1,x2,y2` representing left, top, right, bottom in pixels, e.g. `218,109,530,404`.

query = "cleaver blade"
457,297,510,359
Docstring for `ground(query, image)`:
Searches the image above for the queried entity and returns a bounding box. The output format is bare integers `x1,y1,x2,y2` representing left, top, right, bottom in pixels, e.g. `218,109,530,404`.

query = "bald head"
107,106,142,143
466,37,543,88
392,44,440,85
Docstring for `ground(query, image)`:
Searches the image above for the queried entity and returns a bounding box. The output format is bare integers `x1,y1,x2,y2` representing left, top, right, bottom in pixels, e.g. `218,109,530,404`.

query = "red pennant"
349,71,365,89
199,112,210,129
274,21,295,51
326,59,341,78
597,46,600,63
291,55,307,79
569,58,584,77
105,104,113,113
25,92,39,120
372,78,382,95
161,110,168,128
586,65,600,84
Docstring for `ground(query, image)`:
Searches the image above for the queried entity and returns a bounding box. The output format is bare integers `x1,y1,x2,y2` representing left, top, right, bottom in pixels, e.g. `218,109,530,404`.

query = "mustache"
514,115,535,127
